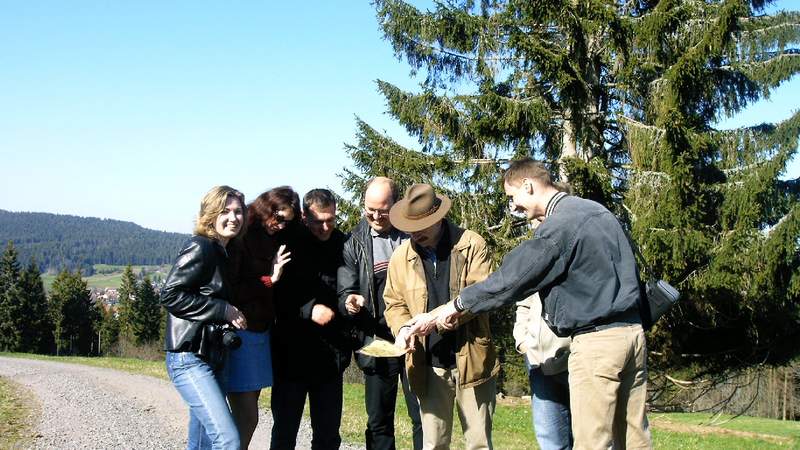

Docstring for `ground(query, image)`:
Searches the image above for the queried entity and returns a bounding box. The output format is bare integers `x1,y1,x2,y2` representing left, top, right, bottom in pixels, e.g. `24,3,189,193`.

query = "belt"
570,309,641,338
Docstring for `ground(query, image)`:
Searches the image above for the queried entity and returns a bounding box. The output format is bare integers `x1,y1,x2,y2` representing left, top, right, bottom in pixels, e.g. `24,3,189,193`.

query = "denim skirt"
223,329,273,392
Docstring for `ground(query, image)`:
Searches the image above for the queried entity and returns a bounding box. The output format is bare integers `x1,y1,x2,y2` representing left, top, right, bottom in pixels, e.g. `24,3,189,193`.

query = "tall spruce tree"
99,307,120,355
18,259,54,354
116,264,137,341
0,241,24,351
129,275,162,345
341,0,800,388
49,270,100,355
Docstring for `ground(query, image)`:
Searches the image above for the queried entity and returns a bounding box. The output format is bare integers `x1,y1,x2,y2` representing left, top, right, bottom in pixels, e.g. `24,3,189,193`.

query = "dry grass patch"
0,376,38,448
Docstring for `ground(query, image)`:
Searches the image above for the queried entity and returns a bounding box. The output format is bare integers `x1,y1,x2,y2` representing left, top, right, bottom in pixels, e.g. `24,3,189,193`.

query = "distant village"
90,274,165,313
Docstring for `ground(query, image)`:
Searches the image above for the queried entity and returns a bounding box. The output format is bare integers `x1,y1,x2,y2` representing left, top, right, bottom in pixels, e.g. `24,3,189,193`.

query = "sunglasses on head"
272,211,290,224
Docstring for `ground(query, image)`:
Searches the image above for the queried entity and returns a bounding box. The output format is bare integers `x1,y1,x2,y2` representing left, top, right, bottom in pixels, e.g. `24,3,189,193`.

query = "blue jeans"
166,352,241,450
526,358,573,450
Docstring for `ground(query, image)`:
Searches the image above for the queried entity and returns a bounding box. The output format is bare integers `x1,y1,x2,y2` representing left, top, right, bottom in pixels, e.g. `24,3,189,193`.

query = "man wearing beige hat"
382,183,499,450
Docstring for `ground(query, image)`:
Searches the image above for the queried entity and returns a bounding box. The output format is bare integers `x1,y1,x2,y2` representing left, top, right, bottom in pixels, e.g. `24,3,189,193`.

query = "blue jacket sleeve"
459,236,565,314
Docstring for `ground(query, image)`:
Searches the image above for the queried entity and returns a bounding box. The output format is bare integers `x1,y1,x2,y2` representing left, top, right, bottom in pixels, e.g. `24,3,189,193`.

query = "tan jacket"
513,292,571,375
383,221,500,396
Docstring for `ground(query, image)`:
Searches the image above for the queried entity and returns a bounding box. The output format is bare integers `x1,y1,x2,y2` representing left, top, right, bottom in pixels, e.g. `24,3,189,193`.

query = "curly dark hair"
247,185,301,228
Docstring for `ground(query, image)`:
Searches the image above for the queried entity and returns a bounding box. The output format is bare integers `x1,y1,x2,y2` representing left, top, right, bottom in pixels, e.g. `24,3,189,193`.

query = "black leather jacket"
337,219,404,371
161,235,231,354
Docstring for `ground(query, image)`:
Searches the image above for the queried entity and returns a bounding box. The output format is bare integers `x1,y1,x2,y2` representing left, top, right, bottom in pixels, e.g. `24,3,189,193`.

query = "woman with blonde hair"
161,185,249,449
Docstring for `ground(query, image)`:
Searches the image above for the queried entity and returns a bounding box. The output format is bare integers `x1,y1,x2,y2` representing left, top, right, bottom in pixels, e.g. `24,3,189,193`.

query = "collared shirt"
371,227,407,317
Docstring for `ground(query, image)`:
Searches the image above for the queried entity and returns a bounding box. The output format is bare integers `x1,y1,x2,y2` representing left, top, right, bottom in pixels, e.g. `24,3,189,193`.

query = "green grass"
655,412,800,439
651,412,800,447
651,429,795,449
2,353,798,449
0,376,35,448
0,352,167,380
41,264,169,291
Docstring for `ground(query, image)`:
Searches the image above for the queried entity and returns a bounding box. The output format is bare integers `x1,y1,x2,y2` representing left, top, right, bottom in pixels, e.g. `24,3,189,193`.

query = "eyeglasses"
363,207,390,219
272,211,291,224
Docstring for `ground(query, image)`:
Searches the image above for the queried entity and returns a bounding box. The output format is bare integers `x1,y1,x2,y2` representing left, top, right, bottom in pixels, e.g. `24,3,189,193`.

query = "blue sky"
0,1,797,233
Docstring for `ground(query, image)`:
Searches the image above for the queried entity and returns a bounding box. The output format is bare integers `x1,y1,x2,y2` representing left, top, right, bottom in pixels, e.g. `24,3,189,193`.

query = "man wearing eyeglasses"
337,177,423,450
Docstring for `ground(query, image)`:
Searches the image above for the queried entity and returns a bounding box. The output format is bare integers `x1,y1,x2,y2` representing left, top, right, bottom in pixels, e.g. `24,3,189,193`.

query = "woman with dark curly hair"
225,186,294,448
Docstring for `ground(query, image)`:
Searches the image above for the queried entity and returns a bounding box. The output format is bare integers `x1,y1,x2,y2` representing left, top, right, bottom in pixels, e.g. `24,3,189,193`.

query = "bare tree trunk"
783,368,788,420
560,118,577,182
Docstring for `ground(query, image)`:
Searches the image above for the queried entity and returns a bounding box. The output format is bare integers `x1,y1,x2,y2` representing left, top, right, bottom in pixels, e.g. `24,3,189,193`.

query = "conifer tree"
0,241,24,351
129,275,162,345
342,0,800,384
18,259,54,354
116,265,137,341
49,270,99,355
99,307,120,355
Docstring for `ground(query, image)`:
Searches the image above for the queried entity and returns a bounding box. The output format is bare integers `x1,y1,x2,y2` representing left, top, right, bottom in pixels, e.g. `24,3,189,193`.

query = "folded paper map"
356,338,407,358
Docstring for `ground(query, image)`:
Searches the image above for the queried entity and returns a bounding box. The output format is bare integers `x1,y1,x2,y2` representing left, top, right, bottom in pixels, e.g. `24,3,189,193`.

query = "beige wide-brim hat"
389,183,451,232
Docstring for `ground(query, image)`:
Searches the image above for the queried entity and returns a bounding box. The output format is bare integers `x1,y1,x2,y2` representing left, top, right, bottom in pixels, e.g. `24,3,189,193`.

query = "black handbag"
638,277,681,329
620,222,681,329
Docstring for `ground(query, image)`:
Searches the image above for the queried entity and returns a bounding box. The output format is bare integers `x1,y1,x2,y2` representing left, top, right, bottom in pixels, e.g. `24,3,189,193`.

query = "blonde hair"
194,185,247,241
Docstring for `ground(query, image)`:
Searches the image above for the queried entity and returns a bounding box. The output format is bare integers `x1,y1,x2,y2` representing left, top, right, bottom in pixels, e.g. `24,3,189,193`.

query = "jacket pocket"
458,318,497,387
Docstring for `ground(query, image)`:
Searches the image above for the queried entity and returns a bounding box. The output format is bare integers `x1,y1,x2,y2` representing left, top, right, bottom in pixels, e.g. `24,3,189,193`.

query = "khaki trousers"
418,366,496,450
568,324,652,450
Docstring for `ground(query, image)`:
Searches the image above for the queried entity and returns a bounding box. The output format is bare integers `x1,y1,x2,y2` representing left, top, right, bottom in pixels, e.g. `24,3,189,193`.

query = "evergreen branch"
618,115,664,134
737,22,800,36
622,203,637,222
402,36,518,63
721,161,763,175
626,169,672,190
713,181,746,189
717,51,800,71
487,218,528,232
766,209,795,237
452,158,509,165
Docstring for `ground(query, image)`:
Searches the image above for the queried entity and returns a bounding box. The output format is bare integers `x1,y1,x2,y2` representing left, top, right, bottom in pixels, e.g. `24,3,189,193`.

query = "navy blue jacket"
459,195,641,337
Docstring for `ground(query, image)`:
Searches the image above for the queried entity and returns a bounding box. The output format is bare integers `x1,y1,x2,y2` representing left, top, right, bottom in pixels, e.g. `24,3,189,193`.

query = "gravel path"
0,356,365,450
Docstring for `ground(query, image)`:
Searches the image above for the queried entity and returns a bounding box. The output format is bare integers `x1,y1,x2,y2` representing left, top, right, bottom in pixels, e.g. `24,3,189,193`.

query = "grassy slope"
0,376,36,448
41,264,168,291
2,353,797,449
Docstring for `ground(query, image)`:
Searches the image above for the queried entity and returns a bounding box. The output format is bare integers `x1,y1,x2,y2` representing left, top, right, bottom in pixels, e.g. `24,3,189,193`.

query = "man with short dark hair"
269,188,350,450
337,177,423,450
304,188,337,243
431,158,652,450
385,183,499,450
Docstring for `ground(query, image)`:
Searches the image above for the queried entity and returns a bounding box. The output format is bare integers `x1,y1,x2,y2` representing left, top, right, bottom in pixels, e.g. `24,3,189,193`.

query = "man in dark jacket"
430,158,652,450
337,177,423,450
269,188,350,450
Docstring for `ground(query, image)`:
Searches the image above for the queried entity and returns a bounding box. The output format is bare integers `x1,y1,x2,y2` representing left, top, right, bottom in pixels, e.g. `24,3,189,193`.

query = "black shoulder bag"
621,224,681,330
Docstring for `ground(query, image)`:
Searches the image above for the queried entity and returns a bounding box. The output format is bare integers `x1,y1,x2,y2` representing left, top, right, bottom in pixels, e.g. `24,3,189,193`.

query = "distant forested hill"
0,209,189,274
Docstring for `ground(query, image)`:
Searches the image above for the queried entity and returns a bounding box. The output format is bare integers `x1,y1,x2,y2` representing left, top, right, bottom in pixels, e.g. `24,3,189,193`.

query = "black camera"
214,323,242,350
197,323,241,369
